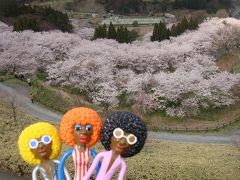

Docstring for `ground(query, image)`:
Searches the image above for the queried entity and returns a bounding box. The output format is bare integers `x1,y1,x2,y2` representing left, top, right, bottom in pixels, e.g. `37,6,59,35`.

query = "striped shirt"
72,146,90,180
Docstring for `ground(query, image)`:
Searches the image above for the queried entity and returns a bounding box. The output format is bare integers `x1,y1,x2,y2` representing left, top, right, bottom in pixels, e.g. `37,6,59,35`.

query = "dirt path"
0,82,239,145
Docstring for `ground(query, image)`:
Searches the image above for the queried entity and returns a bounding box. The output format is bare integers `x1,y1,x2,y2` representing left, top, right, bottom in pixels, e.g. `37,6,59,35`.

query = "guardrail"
152,117,240,132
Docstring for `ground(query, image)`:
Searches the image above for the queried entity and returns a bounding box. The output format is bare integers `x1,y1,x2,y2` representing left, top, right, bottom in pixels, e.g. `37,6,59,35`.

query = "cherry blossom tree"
1,17,240,117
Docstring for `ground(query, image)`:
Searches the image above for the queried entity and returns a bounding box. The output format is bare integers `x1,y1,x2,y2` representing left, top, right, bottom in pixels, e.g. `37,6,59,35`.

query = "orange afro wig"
60,107,102,147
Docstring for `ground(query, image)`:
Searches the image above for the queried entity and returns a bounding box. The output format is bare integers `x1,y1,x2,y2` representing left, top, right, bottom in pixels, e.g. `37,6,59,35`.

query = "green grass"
4,78,30,87
196,105,232,121
31,79,105,115
31,79,75,113
233,65,240,74
36,70,48,81
60,85,88,97
0,75,14,82
126,140,240,180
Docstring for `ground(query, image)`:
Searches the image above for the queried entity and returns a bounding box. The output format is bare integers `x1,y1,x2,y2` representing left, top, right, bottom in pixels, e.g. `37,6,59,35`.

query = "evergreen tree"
170,24,177,37
127,30,138,43
93,26,100,39
166,28,171,39
43,6,72,32
188,17,195,30
151,21,170,42
158,21,167,41
102,24,107,38
192,18,199,29
151,23,158,41
116,26,124,43
176,21,184,35
188,17,199,30
93,24,138,43
123,27,128,43
13,16,39,32
107,22,117,39
181,16,189,31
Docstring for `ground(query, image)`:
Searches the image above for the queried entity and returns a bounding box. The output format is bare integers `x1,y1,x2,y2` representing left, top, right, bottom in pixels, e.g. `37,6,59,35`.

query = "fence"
101,17,165,25
152,117,240,133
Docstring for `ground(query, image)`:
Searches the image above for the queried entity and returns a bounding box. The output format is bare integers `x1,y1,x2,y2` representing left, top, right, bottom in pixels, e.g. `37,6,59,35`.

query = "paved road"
0,82,239,145
0,82,62,121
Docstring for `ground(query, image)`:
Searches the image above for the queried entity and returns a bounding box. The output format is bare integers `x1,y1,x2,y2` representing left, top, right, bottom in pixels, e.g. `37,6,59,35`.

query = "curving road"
0,82,239,145
0,82,62,121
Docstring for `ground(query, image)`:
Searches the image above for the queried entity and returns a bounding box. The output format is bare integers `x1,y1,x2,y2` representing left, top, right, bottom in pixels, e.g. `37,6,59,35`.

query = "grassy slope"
0,100,239,179
2,76,239,133
29,79,240,130
126,140,240,180
31,0,106,14
31,79,240,132
31,79,104,114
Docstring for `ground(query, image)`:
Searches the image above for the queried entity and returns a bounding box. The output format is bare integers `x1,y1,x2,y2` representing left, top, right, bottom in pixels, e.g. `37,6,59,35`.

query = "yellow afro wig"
60,107,102,147
18,122,61,165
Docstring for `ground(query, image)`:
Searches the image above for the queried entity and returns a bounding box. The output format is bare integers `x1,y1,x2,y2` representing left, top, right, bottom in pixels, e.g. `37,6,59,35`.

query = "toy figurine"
18,122,70,180
58,107,102,180
83,111,147,180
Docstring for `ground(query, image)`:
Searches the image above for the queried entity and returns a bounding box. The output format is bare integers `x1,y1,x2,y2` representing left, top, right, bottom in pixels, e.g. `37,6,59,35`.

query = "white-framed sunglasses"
113,128,137,145
29,135,52,149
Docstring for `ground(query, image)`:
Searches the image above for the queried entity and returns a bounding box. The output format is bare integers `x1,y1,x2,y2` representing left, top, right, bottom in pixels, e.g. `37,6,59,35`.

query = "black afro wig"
101,111,147,158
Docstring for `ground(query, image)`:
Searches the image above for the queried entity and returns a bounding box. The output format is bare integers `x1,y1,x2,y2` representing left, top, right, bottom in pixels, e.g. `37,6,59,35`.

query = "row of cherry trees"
0,18,240,117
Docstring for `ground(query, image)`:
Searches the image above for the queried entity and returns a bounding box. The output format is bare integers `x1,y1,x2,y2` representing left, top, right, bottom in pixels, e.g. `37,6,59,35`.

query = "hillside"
0,1,73,32
31,0,106,14
30,0,232,19
0,17,240,118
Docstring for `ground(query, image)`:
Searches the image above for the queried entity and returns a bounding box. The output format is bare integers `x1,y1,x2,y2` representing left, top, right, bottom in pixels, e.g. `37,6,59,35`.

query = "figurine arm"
118,160,127,180
63,166,71,180
90,149,101,175
32,166,39,180
57,148,73,180
83,152,103,180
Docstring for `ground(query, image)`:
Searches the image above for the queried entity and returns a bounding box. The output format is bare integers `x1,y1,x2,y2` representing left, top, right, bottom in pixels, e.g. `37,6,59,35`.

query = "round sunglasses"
113,128,137,145
29,135,52,149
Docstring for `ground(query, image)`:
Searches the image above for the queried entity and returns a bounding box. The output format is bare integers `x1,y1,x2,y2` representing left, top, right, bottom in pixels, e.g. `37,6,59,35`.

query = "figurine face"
110,128,137,155
74,124,93,146
29,135,52,160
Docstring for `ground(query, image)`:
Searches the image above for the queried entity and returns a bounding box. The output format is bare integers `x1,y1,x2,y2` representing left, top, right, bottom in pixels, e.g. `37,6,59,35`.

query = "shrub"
13,16,39,32
132,20,139,26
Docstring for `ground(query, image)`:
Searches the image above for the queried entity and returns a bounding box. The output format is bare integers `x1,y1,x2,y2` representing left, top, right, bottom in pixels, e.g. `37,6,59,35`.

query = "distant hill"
31,0,106,14
30,0,234,16
0,0,73,32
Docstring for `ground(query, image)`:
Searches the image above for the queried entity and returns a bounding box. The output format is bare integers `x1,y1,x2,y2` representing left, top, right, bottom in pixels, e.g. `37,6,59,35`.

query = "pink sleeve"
83,152,103,180
118,160,127,180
